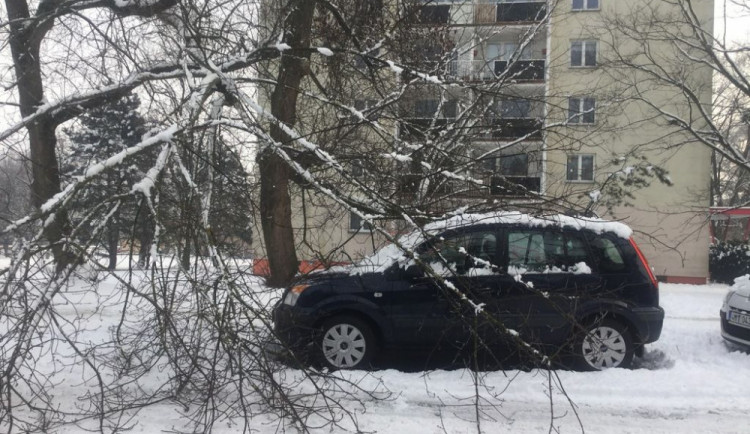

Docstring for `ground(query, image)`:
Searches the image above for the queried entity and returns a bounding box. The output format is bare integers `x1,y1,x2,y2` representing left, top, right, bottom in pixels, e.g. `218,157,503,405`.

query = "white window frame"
570,40,598,67
572,0,600,11
566,154,595,182
568,96,596,124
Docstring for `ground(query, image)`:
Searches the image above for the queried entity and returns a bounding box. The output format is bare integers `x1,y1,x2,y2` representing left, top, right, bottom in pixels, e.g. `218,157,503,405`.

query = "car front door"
389,227,502,352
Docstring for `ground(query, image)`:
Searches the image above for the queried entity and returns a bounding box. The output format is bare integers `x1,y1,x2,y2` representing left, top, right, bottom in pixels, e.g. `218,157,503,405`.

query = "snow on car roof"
347,211,633,275
423,211,633,239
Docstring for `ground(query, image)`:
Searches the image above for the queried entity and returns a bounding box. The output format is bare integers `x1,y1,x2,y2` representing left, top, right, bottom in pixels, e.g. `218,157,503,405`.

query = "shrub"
709,242,750,284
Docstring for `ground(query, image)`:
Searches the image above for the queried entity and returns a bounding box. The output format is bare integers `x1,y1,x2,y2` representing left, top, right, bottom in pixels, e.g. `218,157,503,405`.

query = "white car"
721,275,750,348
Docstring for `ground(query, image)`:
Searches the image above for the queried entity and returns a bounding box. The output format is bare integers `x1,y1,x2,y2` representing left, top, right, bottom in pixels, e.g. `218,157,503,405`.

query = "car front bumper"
720,308,750,348
272,302,319,355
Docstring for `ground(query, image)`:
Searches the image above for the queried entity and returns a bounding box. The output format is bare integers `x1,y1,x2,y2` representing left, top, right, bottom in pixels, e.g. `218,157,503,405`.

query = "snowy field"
1,257,747,433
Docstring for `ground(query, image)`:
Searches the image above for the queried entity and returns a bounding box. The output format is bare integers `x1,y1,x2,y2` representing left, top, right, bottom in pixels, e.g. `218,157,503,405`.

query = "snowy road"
132,282,750,433
6,268,745,433
279,283,749,434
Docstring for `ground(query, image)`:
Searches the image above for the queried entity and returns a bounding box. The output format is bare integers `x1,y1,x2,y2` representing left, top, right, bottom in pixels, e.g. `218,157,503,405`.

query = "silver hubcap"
582,325,627,369
322,323,367,368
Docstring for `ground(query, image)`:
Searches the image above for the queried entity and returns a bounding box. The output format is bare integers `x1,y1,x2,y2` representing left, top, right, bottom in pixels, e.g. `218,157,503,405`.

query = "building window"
350,212,374,232
350,160,364,177
570,40,597,67
572,0,599,11
443,100,458,118
414,99,457,118
354,47,380,70
502,99,532,118
482,153,529,177
499,154,529,177
354,99,379,120
568,97,596,124
567,154,595,182
415,99,439,118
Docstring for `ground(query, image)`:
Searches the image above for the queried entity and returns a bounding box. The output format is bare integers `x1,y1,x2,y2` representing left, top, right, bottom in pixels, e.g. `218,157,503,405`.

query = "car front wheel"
577,319,634,370
318,316,378,370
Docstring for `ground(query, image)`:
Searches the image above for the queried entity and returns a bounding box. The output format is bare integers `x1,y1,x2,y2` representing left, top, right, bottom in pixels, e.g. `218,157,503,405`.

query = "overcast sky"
715,0,750,46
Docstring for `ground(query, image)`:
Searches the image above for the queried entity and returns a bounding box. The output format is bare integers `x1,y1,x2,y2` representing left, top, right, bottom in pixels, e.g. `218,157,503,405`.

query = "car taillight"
629,237,658,289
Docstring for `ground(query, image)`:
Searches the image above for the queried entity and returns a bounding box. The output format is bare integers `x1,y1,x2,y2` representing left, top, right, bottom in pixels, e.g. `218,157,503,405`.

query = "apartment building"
254,0,714,283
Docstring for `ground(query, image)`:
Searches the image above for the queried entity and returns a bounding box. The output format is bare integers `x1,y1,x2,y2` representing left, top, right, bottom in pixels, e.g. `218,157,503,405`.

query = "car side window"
420,230,498,274
508,231,546,271
565,232,590,266
507,230,591,272
590,236,626,273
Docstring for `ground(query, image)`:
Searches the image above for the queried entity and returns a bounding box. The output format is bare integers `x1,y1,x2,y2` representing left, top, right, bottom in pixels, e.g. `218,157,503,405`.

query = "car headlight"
722,290,735,312
283,284,310,306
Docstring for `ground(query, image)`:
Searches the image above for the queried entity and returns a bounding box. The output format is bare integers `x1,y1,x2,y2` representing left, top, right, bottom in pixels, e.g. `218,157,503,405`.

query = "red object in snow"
252,259,350,277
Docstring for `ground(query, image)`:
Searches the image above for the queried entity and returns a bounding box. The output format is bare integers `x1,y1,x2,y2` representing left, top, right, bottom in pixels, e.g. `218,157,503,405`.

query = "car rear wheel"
318,316,378,370
577,319,634,370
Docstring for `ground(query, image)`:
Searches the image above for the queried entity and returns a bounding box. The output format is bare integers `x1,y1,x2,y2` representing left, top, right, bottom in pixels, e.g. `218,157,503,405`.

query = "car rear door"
489,227,598,346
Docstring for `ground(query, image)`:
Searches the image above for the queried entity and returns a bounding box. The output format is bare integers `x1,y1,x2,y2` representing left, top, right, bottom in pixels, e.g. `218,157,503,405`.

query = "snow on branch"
2,125,179,235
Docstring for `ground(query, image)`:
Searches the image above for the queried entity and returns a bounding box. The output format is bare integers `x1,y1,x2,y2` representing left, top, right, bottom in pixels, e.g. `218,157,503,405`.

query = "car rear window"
590,236,626,273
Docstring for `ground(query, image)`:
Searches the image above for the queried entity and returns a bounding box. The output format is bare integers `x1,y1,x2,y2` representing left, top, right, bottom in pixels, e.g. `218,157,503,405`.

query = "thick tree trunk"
108,214,119,270
136,200,154,269
180,221,193,270
260,0,316,287
5,0,76,272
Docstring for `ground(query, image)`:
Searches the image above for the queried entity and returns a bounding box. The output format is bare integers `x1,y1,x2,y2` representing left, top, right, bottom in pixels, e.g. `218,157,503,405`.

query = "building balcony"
399,118,451,141
408,2,548,26
495,2,547,23
439,60,545,83
418,4,451,24
493,60,545,81
400,117,543,141
431,176,541,199
395,174,541,200
489,118,543,140
489,175,541,196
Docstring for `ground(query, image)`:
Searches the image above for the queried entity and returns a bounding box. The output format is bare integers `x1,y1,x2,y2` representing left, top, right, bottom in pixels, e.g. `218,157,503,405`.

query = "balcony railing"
494,60,545,81
407,2,548,26
490,118,543,140
418,4,451,24
496,2,547,23
395,175,541,199
490,176,541,196
440,60,545,82
400,118,451,141
439,176,542,199
400,117,543,141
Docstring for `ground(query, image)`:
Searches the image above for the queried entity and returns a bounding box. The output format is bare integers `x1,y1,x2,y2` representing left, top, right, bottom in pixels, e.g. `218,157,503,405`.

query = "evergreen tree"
63,94,152,269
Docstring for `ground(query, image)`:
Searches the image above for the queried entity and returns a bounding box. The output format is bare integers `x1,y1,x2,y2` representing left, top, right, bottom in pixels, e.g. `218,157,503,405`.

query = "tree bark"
260,0,316,287
5,0,76,272
5,0,182,273
108,212,119,270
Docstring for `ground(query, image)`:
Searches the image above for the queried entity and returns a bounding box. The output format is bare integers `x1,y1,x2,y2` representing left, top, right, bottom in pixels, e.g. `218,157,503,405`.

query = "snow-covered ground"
2,259,746,433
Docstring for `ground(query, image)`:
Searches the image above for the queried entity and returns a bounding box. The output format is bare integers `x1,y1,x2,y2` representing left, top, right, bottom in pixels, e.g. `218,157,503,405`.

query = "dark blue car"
273,212,664,370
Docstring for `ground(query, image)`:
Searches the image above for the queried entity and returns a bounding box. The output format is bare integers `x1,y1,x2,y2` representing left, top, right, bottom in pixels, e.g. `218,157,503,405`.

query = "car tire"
576,318,634,370
317,316,378,370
